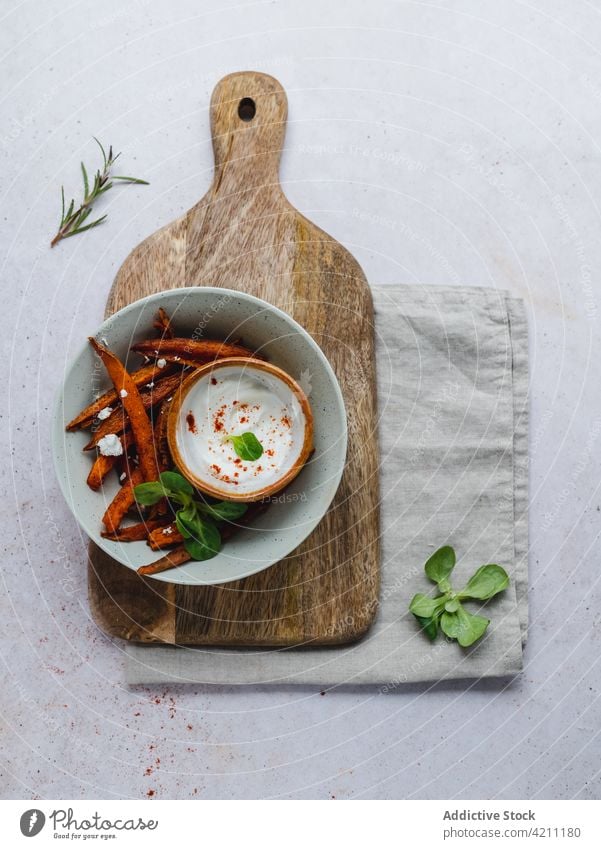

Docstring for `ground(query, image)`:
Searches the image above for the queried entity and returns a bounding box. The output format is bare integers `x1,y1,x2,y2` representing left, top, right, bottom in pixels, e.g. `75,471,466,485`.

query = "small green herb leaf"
225,431,264,461
414,613,441,641
459,564,509,601
184,537,215,560
424,545,456,590
183,518,221,561
409,593,446,618
198,501,248,522
410,593,448,640
159,470,194,496
175,506,197,539
441,605,490,647
62,215,107,237
81,162,89,198
133,482,165,506
113,175,150,185
94,137,107,166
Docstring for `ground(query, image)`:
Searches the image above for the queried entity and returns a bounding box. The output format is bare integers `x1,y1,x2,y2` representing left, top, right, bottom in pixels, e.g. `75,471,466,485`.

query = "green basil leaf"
409,593,447,618
183,518,221,561
198,501,248,522
226,432,264,461
133,482,165,506
424,546,456,590
459,564,509,601
159,470,194,496
441,605,490,647
413,613,441,641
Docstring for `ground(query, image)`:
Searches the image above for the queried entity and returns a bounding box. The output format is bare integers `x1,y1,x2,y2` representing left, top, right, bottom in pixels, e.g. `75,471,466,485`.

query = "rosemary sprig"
50,138,148,247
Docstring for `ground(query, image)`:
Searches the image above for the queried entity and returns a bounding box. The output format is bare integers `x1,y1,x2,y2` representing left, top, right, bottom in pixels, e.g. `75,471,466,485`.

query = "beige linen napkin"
124,284,528,686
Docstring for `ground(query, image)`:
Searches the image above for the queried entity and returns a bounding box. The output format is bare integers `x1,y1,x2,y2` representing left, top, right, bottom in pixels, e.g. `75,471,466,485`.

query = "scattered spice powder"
186,411,197,434
210,468,239,485
213,404,226,432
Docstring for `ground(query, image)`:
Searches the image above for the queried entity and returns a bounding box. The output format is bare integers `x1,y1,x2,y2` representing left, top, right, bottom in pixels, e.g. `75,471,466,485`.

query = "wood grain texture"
90,72,380,646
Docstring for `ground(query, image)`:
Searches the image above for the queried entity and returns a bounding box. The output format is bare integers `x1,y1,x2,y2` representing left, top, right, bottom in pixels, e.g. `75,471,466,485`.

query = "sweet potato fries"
66,309,265,575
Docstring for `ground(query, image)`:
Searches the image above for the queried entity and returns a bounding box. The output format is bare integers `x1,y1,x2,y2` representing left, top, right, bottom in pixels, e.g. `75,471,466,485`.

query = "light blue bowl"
52,288,347,585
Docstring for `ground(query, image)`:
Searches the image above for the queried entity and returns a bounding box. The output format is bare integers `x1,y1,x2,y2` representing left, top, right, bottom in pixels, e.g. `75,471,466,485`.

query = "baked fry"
101,467,144,533
146,401,173,521
73,319,273,563
83,372,183,450
147,523,183,550
101,519,167,542
158,355,223,369
89,338,160,484
153,307,174,338
66,361,176,431
137,545,191,576
86,432,134,490
131,337,263,362
153,399,172,472
87,454,118,491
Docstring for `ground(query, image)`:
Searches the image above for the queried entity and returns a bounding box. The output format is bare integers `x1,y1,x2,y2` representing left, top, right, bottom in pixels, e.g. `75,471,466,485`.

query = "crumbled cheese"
97,434,123,457
119,472,127,482
119,389,128,398
145,382,155,389
157,358,166,368
166,396,173,402
163,527,173,535
97,406,113,421
100,336,109,346
173,356,181,361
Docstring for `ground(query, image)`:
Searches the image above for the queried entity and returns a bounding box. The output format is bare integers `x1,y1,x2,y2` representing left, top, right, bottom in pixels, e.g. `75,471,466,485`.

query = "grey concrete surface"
1,0,600,799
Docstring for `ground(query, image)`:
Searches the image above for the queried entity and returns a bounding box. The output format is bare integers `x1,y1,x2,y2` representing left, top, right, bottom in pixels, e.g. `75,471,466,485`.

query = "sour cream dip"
168,358,313,501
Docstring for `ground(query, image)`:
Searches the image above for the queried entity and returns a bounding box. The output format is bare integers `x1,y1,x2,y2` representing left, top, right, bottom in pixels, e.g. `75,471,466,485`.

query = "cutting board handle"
209,71,288,189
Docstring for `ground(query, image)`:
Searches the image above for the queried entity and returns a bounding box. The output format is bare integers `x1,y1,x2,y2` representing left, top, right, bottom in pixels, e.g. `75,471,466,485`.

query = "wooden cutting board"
88,72,380,646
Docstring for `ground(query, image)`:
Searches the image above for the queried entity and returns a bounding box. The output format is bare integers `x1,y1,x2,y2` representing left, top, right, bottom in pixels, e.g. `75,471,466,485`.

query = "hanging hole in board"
238,97,256,122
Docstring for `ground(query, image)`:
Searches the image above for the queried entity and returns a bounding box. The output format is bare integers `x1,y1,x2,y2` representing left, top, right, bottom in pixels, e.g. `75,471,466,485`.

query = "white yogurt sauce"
175,365,306,497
